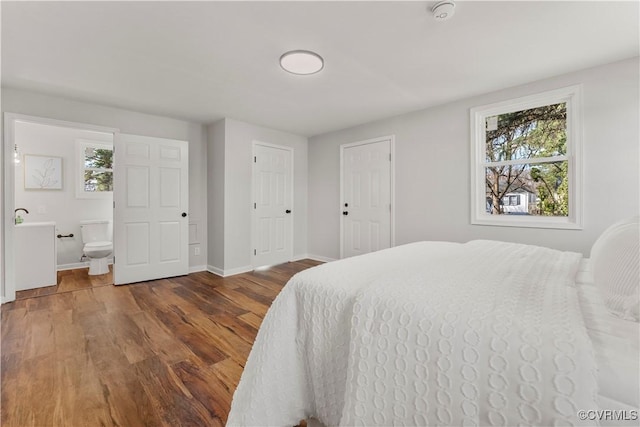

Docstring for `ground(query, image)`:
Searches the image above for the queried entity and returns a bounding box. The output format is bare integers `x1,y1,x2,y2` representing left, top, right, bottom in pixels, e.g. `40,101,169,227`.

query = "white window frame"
76,139,113,199
470,85,583,229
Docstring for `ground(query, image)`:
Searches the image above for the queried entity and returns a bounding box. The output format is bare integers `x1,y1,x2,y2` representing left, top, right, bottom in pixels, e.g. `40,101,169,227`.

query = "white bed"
228,219,639,427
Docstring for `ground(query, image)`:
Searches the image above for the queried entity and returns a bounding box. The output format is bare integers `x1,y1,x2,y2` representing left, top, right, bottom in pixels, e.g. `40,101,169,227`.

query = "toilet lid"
85,241,112,249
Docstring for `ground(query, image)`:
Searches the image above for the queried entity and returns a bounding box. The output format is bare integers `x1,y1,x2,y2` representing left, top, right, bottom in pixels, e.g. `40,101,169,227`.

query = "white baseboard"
224,265,253,277
189,264,207,274
207,264,224,277
291,253,336,263
307,254,337,263
207,264,253,277
206,256,335,278
57,258,114,271
57,261,90,271
223,265,254,276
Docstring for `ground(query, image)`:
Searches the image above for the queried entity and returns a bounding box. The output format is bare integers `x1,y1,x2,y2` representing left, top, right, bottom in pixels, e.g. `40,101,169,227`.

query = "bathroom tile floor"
15,266,114,300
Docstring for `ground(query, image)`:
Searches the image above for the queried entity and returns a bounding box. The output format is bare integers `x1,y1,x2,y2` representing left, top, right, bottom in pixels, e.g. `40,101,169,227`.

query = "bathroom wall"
14,121,113,268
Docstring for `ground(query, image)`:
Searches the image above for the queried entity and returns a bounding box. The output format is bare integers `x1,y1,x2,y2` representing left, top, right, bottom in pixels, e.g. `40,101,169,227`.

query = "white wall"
2,87,208,272
14,121,113,267
308,58,640,258
207,118,308,274
207,119,226,270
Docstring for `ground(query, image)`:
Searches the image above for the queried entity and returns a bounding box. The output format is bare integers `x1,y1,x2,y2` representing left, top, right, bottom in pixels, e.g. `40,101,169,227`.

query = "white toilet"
80,220,113,275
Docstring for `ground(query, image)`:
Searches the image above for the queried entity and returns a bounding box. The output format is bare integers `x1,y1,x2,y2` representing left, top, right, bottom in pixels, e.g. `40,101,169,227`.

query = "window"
76,140,113,198
504,195,520,206
470,86,582,229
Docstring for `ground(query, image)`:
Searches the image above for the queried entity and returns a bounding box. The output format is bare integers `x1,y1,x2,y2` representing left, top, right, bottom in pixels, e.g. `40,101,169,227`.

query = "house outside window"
470,85,582,229
76,140,113,199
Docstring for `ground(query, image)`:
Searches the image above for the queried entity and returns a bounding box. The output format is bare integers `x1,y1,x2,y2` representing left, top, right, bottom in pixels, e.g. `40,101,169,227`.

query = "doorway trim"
2,113,119,303
339,135,396,259
251,140,294,269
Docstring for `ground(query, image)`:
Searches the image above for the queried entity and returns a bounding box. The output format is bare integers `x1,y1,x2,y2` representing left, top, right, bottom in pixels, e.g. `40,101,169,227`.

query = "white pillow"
590,216,640,321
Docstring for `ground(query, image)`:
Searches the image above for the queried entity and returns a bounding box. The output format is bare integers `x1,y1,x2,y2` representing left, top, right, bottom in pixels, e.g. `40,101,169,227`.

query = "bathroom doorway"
3,114,118,302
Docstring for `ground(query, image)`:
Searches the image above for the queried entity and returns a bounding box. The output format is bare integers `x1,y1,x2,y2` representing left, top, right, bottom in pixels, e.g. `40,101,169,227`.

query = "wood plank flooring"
1,260,322,427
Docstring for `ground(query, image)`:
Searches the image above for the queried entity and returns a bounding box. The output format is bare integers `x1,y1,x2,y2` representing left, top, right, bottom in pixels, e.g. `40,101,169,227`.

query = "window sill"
471,214,583,230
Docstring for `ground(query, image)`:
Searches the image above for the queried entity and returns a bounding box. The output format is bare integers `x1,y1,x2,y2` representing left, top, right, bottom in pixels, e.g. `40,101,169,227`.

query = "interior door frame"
251,140,294,268
2,113,118,303
339,135,396,259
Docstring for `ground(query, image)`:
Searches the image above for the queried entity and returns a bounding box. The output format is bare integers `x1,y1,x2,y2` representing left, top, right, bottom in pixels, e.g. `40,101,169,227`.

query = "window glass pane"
485,161,568,217
84,147,113,169
84,171,113,192
485,103,566,163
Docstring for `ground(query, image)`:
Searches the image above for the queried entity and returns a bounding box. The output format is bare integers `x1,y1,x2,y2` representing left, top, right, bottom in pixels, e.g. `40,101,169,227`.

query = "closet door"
341,138,392,258
252,142,293,268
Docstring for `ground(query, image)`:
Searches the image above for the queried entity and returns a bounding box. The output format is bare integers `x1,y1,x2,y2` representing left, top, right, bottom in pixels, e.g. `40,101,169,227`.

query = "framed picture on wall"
24,154,63,190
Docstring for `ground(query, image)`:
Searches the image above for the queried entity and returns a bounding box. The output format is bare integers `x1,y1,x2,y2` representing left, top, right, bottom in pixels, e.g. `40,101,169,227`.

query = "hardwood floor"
1,260,322,426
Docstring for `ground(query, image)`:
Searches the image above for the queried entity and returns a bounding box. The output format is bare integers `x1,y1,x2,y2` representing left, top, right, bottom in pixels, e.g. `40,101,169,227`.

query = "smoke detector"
432,1,455,21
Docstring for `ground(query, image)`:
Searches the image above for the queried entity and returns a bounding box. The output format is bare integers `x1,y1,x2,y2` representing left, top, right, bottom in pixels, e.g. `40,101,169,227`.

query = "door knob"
343,211,349,216
182,212,187,217
285,209,292,214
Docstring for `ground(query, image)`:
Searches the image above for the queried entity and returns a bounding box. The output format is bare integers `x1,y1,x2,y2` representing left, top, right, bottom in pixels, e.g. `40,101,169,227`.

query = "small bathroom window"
76,140,113,199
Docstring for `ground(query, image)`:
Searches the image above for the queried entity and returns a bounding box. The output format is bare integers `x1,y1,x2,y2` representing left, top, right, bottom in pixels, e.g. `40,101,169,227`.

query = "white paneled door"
114,134,189,285
253,142,293,268
342,137,393,258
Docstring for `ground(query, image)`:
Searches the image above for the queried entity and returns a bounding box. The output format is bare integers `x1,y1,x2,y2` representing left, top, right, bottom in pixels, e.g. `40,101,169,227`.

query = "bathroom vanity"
14,222,57,290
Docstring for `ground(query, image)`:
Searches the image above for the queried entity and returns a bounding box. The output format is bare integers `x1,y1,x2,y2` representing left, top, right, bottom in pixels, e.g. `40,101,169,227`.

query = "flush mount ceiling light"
280,50,324,75
432,1,456,21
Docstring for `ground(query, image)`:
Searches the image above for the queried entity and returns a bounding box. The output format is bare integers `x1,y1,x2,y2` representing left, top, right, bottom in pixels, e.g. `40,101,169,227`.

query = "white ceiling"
2,1,638,137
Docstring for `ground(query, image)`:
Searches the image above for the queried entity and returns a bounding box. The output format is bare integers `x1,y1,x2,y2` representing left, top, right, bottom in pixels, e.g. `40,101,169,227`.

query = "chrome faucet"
14,208,29,224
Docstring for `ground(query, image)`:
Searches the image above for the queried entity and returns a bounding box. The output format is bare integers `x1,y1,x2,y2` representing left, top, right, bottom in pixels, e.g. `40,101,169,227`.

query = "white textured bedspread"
227,240,599,426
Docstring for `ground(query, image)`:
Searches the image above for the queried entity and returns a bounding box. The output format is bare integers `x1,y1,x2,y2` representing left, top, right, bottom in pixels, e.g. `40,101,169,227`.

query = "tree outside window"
485,102,567,216
77,140,113,199
470,86,582,229
84,146,113,192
